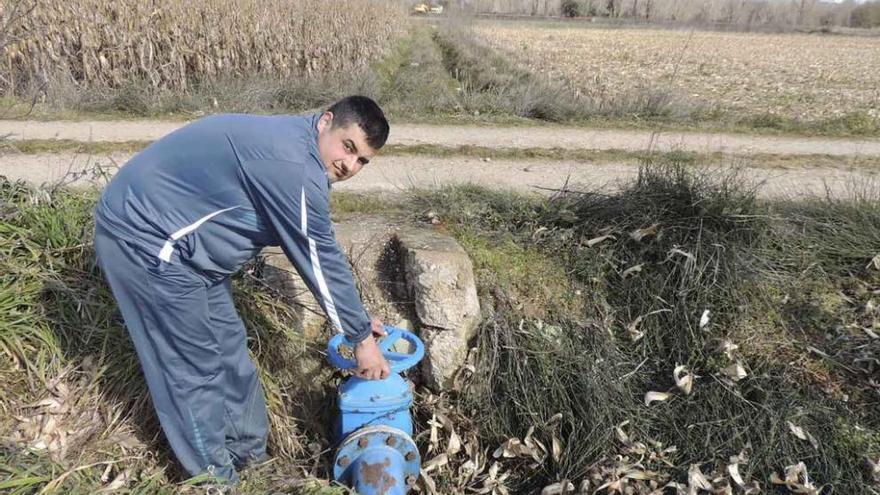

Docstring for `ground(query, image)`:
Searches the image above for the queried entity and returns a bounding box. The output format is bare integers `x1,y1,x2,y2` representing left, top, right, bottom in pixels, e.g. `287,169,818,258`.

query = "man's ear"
317,111,334,133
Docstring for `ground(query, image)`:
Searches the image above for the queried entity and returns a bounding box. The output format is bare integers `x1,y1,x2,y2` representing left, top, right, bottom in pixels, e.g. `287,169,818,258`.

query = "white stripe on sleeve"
301,187,343,333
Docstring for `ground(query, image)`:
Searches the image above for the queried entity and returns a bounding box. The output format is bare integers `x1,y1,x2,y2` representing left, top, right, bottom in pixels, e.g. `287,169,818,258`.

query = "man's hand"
354,317,390,380
370,317,387,338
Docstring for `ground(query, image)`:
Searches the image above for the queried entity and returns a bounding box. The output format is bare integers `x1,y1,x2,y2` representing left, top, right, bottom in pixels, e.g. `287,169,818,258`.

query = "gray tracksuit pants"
94,223,268,482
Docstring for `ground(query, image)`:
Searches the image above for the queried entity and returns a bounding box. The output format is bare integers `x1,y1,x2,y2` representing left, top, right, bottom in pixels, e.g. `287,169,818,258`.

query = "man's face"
316,112,376,183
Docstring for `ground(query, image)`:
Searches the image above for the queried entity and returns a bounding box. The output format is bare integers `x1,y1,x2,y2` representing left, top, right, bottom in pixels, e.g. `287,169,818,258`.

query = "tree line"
448,0,880,29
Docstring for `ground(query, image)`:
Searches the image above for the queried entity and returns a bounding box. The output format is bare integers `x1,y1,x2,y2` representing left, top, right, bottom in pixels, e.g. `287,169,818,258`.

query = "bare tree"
721,0,736,24
745,1,764,27
457,0,877,27
798,0,816,26
607,0,617,17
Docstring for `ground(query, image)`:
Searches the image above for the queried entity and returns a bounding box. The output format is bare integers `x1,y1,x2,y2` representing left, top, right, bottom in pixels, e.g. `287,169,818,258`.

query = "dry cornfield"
474,22,880,122
1,0,407,92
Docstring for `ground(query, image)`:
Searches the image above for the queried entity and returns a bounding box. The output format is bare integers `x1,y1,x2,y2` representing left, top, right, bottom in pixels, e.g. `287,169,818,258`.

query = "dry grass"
474,21,880,125
2,0,406,92
410,165,880,493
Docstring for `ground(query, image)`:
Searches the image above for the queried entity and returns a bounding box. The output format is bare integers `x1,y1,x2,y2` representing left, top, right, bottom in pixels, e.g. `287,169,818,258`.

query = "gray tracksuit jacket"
95,113,371,343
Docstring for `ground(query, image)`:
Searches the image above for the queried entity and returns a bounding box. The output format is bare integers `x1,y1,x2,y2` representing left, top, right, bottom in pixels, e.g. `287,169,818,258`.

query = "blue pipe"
333,425,420,493
352,447,407,495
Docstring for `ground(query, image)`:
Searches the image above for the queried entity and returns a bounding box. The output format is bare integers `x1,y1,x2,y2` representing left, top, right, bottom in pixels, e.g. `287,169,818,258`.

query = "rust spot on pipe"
359,457,396,493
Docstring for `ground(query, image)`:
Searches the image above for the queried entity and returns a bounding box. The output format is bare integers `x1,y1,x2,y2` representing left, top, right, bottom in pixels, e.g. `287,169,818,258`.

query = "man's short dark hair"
327,95,390,150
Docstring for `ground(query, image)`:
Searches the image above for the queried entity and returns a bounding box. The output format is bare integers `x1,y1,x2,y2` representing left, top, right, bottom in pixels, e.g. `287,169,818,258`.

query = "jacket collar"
306,113,332,188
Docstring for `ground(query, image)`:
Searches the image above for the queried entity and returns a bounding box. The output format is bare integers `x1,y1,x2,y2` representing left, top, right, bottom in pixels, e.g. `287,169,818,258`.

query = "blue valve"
327,326,424,494
327,326,425,374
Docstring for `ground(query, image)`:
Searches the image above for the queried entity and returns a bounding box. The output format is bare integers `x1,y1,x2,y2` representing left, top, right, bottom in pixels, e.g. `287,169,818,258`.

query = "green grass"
454,230,586,319
329,192,401,218
741,110,880,138
2,139,151,155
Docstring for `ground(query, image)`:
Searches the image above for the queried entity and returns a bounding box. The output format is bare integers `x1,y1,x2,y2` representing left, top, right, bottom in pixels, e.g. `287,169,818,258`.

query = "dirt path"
2,120,880,157
3,152,875,199
2,119,877,198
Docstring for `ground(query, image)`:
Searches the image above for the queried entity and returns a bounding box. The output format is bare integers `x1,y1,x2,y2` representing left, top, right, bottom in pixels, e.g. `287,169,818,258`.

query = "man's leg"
206,279,269,468
94,226,239,481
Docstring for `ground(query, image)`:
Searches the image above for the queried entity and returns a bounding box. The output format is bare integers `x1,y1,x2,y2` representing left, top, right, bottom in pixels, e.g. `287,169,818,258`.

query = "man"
93,95,392,482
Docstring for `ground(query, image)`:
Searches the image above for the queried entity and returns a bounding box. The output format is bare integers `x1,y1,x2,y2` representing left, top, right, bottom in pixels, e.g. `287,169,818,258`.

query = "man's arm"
241,159,390,378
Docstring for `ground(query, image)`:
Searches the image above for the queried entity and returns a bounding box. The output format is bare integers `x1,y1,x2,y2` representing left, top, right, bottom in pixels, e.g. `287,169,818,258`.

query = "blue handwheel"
327,326,425,374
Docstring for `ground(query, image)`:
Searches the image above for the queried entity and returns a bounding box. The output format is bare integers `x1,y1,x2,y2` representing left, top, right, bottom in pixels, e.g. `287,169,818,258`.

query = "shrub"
561,0,582,18
851,1,880,28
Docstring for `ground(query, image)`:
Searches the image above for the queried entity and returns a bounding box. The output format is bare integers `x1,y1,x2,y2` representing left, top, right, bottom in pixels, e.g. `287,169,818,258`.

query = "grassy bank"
1,161,878,493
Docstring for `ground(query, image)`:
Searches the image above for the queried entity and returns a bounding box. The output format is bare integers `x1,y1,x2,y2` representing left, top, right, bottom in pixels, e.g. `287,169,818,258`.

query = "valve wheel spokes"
379,328,403,352
327,325,425,374
383,351,410,362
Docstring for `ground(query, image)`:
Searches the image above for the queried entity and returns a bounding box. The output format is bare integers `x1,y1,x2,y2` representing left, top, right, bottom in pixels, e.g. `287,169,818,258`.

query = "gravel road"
2,151,874,199
2,120,879,157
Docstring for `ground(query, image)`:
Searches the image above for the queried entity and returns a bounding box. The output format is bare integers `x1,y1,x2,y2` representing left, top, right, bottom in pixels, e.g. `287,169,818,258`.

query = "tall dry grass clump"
2,0,406,93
